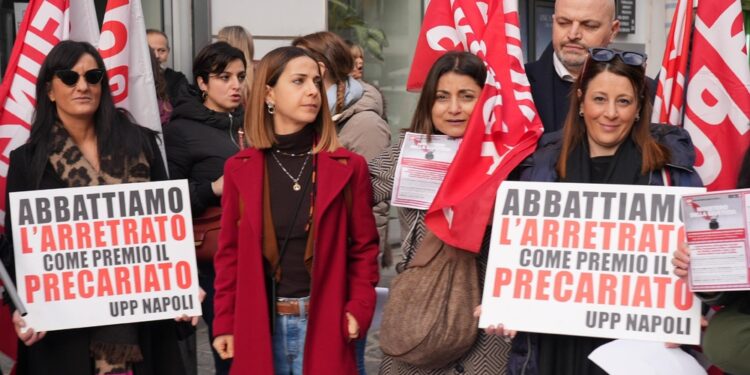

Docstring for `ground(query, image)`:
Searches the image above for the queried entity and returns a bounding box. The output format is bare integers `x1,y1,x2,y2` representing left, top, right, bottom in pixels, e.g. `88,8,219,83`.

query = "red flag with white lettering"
0,1,70,366
99,0,164,143
0,0,100,365
683,0,750,190
0,0,70,230
652,0,693,125
406,0,467,91
412,0,543,252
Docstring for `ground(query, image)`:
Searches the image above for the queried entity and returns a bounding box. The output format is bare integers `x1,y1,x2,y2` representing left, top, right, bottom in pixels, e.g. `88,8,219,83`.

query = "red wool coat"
213,147,380,375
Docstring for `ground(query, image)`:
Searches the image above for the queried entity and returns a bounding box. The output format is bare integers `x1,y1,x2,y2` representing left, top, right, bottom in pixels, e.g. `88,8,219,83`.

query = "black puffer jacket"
164,87,244,216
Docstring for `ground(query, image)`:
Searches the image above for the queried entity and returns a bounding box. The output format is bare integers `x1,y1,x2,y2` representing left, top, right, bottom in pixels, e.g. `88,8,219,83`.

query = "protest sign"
9,180,201,332
479,181,704,345
682,188,750,292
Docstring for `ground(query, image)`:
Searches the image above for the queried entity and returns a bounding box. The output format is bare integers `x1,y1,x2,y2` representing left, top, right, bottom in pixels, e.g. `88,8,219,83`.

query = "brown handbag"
379,231,480,368
193,206,223,263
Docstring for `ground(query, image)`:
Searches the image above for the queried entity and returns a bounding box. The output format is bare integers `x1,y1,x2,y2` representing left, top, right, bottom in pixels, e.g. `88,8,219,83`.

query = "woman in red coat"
211,46,380,374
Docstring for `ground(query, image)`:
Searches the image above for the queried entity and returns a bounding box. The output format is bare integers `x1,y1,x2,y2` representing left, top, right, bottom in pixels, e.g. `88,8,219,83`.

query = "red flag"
413,0,543,252
98,0,162,131
406,0,466,90
99,0,166,164
0,1,71,364
652,0,693,125
0,0,100,366
683,0,750,190
0,0,70,231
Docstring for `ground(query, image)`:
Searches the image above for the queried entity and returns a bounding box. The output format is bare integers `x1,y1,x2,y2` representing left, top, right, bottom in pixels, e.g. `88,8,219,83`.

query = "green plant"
328,0,389,61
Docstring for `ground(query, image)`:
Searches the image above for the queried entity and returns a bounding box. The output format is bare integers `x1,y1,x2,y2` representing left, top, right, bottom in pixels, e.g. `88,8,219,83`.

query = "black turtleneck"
267,125,315,298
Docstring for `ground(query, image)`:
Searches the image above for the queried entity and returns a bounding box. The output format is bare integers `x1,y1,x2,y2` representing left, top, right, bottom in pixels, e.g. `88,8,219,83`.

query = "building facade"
1,0,748,135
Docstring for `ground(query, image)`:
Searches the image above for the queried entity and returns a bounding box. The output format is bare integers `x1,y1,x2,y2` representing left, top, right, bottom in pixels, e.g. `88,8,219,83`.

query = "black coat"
164,68,189,107
163,89,244,217
525,43,574,134
2,133,188,375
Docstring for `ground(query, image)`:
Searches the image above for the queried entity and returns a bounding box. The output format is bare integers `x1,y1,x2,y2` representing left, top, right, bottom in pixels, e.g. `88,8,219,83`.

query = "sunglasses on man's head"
589,48,647,67
54,69,106,86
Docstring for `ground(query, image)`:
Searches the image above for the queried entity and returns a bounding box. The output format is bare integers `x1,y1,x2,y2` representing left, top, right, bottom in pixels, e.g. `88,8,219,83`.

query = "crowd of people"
1,0,748,374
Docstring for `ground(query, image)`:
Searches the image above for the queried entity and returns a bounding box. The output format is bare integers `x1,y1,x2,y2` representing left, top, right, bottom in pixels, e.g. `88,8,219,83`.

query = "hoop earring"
635,115,640,121
267,102,275,115
578,110,584,117
200,91,207,101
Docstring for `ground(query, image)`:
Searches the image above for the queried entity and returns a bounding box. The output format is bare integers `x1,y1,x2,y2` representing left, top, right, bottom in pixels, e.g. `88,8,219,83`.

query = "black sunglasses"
589,48,647,67
54,69,106,86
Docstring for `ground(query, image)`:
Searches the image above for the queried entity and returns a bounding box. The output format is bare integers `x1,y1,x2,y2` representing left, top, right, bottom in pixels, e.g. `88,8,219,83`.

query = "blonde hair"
245,47,340,153
217,25,255,103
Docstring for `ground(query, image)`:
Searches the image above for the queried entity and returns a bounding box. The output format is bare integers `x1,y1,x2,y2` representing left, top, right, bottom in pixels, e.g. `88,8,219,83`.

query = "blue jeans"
272,297,309,375
355,338,367,375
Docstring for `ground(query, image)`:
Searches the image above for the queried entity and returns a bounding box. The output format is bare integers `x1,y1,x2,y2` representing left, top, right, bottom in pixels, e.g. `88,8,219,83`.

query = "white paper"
391,132,461,210
682,189,750,292
589,339,706,375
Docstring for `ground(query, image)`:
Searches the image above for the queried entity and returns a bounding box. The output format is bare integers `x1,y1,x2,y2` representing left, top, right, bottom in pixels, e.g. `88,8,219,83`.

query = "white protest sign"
479,181,705,345
10,180,201,331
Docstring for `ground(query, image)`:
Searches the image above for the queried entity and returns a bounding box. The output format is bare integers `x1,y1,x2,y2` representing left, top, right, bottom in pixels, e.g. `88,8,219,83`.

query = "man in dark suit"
147,29,189,105
525,0,620,133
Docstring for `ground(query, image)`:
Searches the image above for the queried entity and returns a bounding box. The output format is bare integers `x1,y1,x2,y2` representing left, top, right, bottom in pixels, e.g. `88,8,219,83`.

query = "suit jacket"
525,43,573,134
213,147,380,375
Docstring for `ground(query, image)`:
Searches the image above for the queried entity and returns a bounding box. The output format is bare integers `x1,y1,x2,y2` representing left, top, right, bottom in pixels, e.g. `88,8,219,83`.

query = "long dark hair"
557,53,669,178
149,50,168,103
30,40,157,187
408,51,486,137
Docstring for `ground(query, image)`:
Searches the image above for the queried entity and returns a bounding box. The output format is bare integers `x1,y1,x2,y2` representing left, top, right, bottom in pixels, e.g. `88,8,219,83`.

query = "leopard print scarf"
49,123,150,187
48,123,152,365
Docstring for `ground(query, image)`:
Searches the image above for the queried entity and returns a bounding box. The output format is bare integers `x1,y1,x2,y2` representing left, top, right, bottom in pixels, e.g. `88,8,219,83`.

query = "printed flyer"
682,188,750,292
391,132,461,210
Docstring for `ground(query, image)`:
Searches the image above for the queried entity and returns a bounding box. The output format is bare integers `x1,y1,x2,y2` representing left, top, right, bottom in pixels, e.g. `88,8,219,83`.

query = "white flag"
99,0,167,167
69,0,100,46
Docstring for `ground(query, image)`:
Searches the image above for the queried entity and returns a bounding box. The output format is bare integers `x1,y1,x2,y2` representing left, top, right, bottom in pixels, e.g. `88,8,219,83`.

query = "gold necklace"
271,152,311,191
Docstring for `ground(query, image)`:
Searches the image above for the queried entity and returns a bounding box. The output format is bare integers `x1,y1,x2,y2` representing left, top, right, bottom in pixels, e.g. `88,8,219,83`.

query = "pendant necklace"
271,151,311,191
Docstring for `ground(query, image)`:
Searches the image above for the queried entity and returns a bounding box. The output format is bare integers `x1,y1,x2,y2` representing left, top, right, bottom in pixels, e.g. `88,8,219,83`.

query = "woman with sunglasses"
2,41,190,375
499,48,702,375
211,46,379,374
163,41,246,375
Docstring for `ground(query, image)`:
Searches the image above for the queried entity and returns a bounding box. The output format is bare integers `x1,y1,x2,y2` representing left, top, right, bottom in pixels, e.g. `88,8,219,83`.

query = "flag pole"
0,261,26,316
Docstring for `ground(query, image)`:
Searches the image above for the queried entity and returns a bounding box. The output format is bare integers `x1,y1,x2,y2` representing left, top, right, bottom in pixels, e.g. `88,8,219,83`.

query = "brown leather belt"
276,299,310,316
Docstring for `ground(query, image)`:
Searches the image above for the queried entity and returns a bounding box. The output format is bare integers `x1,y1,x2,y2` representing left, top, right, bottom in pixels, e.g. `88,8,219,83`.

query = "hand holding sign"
671,243,690,281
12,310,44,346
474,305,516,341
